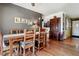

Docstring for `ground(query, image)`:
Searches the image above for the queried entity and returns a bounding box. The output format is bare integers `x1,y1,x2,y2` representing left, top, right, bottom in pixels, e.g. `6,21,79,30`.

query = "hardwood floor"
1,37,79,56
36,37,79,56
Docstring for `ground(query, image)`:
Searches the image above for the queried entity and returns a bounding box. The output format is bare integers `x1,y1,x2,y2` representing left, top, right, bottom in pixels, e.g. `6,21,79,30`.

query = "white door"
72,21,79,36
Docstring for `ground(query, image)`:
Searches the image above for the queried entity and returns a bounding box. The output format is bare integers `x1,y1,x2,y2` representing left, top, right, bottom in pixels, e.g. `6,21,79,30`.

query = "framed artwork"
14,17,34,25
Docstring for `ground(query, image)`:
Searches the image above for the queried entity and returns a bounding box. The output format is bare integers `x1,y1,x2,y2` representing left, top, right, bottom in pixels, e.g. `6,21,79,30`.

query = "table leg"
45,34,47,47
9,38,13,56
32,41,35,56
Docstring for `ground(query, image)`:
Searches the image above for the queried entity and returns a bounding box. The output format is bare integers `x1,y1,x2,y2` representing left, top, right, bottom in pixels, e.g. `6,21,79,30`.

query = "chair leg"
32,45,35,56
13,48,18,56
17,47,19,56
43,42,45,48
19,47,22,56
38,42,40,52
23,48,25,56
28,48,30,51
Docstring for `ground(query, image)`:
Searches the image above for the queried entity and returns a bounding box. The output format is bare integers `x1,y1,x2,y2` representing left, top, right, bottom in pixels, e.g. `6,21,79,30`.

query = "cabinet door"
50,17,60,39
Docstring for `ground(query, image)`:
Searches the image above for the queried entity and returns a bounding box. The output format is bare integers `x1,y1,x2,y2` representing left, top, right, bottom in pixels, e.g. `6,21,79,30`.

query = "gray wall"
0,3,41,34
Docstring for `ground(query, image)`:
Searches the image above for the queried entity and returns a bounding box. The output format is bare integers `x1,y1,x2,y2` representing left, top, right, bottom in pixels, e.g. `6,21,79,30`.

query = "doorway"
72,19,79,38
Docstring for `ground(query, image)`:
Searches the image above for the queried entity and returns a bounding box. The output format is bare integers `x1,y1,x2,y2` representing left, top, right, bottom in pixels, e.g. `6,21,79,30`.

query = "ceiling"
13,3,79,18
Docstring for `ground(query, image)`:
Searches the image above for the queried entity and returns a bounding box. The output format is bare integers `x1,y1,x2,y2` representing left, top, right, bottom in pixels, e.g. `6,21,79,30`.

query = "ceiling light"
31,3,35,6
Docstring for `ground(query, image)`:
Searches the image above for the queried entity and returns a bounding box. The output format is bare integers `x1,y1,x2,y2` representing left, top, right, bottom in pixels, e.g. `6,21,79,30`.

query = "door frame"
71,18,79,38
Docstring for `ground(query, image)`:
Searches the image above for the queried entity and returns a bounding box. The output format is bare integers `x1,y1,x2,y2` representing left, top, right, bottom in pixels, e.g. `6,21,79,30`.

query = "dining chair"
35,27,46,51
0,32,19,56
18,29,24,33
20,29,36,56
3,42,19,56
17,29,24,55
10,29,18,34
9,29,21,56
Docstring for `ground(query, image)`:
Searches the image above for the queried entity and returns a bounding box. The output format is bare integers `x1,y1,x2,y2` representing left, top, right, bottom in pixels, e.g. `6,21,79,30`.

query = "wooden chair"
0,32,20,56
18,29,24,41
35,27,46,51
18,29,24,33
9,29,21,56
3,42,19,56
20,29,35,56
9,37,20,56
17,29,24,55
10,29,18,34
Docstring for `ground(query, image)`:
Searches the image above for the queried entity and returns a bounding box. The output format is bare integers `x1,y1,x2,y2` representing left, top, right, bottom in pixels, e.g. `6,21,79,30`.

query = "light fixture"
31,3,35,6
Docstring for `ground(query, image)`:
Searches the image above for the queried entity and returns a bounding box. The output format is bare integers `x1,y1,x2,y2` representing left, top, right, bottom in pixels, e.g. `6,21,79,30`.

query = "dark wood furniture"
49,16,61,40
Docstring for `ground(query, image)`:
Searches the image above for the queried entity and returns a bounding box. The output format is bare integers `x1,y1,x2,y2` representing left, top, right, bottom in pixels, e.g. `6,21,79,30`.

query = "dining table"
3,32,47,56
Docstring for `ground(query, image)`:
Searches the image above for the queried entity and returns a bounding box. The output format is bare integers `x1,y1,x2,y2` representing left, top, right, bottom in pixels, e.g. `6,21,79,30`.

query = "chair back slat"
18,29,24,33
10,29,18,34
24,29,35,42
38,27,46,40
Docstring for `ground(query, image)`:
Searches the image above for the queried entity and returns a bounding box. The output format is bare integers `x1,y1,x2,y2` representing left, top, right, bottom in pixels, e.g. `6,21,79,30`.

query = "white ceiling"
13,3,79,18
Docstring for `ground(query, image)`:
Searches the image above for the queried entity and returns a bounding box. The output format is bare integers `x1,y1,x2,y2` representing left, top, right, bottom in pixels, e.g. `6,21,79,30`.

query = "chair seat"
3,45,19,56
20,41,34,48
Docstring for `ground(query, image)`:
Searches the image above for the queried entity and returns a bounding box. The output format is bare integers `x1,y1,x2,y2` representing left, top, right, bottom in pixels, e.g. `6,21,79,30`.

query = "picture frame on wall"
14,17,34,25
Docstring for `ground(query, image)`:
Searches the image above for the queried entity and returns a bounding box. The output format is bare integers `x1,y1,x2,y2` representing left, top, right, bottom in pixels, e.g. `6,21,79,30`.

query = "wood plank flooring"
1,37,79,56
36,37,79,56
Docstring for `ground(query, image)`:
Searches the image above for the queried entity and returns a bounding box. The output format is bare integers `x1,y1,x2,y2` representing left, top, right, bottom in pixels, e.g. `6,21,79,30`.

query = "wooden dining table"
3,32,47,56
